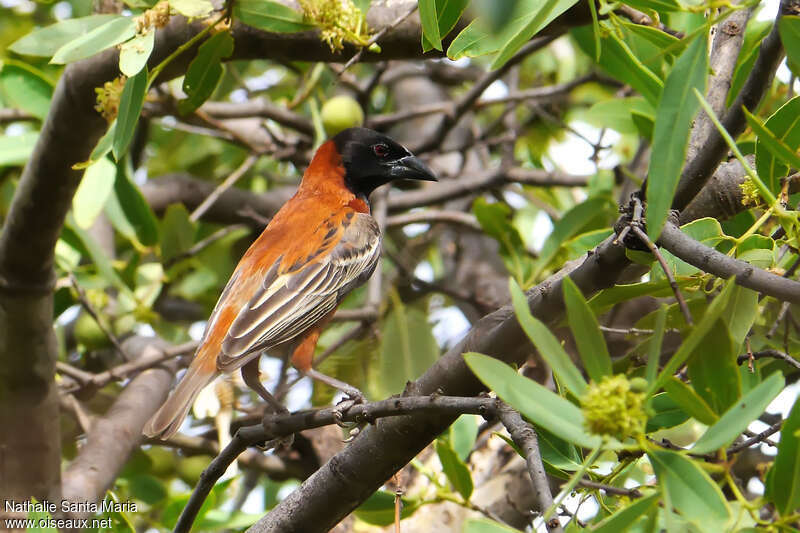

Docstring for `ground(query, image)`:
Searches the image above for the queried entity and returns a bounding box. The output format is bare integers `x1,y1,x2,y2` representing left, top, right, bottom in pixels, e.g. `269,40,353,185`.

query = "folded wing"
217,211,380,370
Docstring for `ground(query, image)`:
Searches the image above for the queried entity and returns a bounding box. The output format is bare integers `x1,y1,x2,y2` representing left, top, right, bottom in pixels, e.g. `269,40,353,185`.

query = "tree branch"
497,405,563,533
672,1,788,210
658,220,800,303
61,337,179,519
178,396,501,533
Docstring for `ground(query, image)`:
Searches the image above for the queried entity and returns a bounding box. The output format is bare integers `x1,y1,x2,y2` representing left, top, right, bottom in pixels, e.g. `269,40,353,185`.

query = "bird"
144,127,437,439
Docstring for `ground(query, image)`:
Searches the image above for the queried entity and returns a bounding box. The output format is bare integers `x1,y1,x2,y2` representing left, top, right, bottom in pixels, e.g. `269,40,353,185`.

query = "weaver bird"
144,127,436,439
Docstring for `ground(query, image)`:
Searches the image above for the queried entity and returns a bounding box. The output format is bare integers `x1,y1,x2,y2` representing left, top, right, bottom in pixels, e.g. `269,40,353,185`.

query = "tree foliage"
1,0,800,531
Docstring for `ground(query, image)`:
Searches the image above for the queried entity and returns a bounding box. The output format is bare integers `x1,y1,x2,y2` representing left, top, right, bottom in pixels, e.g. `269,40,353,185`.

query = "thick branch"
248,237,632,532
658,220,800,303
178,396,501,533
497,406,563,533
61,337,178,518
672,2,787,210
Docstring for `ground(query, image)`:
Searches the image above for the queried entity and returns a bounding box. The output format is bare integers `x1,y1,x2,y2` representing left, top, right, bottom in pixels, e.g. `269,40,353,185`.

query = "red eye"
373,143,388,157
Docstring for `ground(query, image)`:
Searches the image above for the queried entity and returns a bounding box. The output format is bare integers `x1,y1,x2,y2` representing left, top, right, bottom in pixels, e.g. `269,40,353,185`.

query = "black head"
332,127,437,198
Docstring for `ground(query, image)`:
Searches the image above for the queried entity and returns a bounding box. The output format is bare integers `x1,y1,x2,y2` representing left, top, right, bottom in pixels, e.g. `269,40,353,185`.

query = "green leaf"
562,276,612,382
112,68,148,161
171,0,214,18
646,305,668,385
752,97,800,194
691,372,784,454
419,0,442,51
450,414,479,461
73,157,116,229
354,491,421,526
663,377,718,425
9,14,119,57
0,132,37,167
421,0,469,52
377,293,439,396
510,279,587,396
233,0,314,33
490,0,579,68
127,474,167,505
590,492,660,533
436,438,473,500
723,284,758,346
779,16,800,74
112,163,159,246
621,0,681,12
646,392,690,432
119,29,155,77
767,394,800,515
0,61,53,119
51,17,136,64
463,518,523,533
571,26,663,106
448,0,571,60
584,97,655,135
647,449,731,532
160,204,196,263
74,121,116,170
464,352,602,449
687,320,741,414
534,196,612,277
536,427,583,472
64,218,133,297
179,31,234,114
473,199,534,287
746,107,800,170
650,280,735,395
646,31,708,242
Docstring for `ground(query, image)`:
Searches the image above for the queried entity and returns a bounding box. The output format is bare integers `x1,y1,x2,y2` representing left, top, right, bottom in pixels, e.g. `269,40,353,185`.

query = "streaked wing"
217,212,380,370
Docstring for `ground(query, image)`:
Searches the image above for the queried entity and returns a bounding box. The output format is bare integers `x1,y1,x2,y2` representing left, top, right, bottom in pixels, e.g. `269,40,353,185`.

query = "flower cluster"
299,0,368,52
136,0,170,33
581,374,647,440
94,76,126,122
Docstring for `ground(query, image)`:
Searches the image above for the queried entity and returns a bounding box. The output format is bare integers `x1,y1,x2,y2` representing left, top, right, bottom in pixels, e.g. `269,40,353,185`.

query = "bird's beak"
388,155,438,182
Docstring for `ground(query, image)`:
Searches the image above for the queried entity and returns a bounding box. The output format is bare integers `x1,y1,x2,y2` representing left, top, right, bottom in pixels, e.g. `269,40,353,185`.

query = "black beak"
388,155,438,182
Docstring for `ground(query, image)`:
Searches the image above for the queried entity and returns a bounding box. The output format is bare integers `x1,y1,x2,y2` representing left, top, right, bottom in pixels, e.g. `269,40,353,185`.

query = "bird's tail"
143,352,218,440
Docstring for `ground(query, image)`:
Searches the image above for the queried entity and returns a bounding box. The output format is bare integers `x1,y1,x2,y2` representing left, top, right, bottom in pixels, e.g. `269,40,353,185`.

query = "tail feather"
144,361,217,440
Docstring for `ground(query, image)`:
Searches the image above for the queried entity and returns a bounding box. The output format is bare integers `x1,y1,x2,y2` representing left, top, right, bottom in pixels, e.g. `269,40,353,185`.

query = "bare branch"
177,396,501,533
497,405,563,533
658,220,800,303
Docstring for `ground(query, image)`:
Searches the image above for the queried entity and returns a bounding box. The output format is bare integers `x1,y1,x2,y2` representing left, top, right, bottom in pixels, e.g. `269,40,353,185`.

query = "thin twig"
599,326,655,335
659,220,800,304
69,273,132,360
577,479,642,498
189,154,259,222
59,340,198,393
497,405,564,533
630,226,693,325
736,349,800,371
727,420,783,454
175,395,501,533
339,4,419,75
164,224,250,268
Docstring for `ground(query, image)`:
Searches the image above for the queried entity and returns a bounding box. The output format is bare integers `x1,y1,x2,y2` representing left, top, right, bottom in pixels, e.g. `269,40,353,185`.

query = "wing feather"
217,212,380,370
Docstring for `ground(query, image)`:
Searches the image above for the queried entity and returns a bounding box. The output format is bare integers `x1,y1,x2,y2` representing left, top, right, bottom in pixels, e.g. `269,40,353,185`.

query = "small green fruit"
177,455,213,485
321,95,364,136
74,312,111,351
629,377,649,393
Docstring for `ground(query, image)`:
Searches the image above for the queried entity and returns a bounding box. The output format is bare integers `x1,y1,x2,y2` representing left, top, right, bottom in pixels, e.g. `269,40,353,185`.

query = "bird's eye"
372,143,389,157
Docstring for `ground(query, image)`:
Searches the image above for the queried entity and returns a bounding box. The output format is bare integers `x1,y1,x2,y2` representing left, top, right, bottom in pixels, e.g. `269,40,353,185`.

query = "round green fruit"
177,455,214,485
74,312,112,351
321,95,364,136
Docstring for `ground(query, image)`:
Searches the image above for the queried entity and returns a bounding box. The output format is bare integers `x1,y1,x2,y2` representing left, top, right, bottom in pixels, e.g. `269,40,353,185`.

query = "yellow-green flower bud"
581,374,647,440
